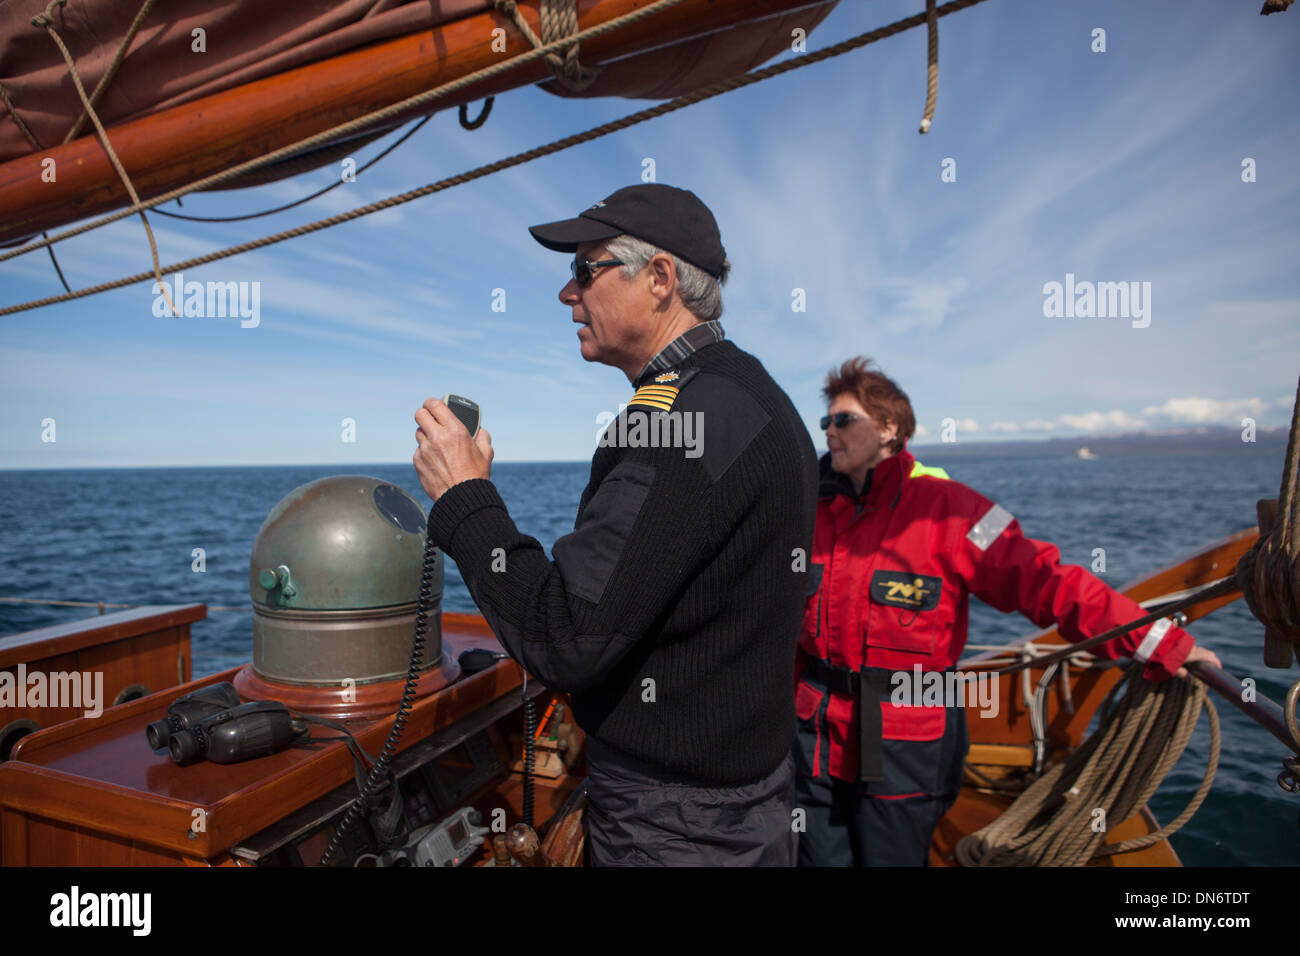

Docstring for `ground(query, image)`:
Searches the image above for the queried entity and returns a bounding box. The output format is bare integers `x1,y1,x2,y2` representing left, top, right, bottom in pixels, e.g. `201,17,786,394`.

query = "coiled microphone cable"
522,673,536,828
317,520,439,866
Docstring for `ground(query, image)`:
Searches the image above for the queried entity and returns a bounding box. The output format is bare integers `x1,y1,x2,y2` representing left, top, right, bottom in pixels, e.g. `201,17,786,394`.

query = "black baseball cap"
528,183,727,280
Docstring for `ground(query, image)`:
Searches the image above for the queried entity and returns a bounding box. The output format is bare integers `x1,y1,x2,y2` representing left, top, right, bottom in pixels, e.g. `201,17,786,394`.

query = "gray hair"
604,234,730,323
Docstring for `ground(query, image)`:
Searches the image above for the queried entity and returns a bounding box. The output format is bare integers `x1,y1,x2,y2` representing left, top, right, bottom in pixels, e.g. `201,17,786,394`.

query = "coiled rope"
955,662,1219,866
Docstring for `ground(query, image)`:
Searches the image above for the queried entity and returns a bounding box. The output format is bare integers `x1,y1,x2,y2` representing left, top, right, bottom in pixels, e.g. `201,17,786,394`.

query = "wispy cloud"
1142,397,1270,424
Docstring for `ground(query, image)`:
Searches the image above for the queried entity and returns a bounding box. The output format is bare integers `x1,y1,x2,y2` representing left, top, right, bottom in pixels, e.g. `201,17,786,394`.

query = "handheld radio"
441,394,480,439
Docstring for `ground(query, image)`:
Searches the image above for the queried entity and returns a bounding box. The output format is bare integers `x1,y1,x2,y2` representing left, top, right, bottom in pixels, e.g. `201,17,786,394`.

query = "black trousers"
584,737,798,866
793,684,968,867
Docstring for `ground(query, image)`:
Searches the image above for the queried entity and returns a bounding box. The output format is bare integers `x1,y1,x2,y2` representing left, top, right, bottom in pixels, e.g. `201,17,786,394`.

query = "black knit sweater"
427,340,818,783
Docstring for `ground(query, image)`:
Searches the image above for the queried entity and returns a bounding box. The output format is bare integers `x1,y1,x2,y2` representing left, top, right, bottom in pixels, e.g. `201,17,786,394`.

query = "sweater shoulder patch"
674,371,771,484
552,458,657,605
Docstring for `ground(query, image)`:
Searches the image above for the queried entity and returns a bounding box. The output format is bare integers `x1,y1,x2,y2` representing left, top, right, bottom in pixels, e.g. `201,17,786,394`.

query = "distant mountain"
910,425,1289,459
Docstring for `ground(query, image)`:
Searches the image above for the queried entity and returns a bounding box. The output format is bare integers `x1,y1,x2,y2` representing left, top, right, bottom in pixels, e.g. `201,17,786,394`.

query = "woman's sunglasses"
571,256,624,288
820,412,862,430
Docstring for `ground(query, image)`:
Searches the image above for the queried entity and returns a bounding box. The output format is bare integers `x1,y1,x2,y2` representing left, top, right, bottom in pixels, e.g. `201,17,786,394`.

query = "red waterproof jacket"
795,447,1193,783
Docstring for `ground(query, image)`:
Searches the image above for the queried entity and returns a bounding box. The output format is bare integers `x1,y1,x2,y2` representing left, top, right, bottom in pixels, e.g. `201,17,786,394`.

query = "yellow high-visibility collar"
909,459,950,480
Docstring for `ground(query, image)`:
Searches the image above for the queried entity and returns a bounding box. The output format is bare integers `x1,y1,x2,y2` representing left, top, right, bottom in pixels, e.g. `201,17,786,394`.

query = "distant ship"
1076,446,1097,460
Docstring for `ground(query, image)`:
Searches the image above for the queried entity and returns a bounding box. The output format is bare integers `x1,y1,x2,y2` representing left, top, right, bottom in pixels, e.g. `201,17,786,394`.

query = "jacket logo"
870,570,941,611
887,580,928,602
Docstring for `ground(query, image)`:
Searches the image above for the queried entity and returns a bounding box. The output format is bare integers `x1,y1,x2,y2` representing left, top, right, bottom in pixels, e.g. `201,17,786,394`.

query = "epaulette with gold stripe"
628,367,700,411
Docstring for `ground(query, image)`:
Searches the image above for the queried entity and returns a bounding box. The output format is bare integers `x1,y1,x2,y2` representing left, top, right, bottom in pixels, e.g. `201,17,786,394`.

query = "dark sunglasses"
820,412,862,430
571,256,624,288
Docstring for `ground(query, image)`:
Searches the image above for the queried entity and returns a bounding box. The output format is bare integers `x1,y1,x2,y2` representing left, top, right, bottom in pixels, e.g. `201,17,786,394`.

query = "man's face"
559,241,646,369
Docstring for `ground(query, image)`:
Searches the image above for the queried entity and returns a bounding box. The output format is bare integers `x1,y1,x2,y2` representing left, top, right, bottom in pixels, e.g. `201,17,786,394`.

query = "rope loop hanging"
459,97,495,130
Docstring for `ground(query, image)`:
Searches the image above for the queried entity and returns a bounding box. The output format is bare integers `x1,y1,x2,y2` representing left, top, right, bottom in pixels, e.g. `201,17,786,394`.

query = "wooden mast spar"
0,0,835,245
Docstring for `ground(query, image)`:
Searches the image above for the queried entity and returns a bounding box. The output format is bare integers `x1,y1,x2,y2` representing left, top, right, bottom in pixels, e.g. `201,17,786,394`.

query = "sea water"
1,450,1295,865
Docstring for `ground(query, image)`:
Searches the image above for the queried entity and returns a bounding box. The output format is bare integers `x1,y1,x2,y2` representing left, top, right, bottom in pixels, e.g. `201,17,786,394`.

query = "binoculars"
167,700,308,766
145,682,241,750
146,685,308,766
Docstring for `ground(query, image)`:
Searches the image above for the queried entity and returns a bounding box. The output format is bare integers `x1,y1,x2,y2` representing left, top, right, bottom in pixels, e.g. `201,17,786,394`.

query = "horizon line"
0,427,1287,472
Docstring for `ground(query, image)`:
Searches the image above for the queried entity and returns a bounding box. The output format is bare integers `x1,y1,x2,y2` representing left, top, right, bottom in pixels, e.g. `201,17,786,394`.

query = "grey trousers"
584,737,798,866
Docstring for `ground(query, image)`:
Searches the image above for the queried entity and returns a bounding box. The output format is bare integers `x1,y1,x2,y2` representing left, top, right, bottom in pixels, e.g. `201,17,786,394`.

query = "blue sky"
1,0,1296,468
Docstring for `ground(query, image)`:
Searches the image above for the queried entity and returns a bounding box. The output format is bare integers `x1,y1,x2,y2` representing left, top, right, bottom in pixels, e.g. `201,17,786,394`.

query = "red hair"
821,357,915,453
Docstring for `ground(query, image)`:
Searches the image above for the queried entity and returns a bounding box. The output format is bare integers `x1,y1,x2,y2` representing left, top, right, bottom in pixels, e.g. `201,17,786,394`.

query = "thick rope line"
0,0,993,317
0,0,697,266
31,0,177,316
919,0,938,132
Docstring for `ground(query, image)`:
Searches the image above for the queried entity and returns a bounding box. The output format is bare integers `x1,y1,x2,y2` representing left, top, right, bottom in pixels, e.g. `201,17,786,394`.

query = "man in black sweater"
413,183,818,865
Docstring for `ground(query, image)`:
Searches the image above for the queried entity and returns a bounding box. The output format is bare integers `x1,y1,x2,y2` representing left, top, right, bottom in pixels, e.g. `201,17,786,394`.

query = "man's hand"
413,398,494,501
1175,643,1222,680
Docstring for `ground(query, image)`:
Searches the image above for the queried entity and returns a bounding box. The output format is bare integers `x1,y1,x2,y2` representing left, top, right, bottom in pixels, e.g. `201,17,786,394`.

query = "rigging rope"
955,662,1220,866
0,0,993,317
30,0,177,316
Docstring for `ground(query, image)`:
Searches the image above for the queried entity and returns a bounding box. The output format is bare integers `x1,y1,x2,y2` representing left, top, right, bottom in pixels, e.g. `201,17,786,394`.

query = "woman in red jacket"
794,357,1221,866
